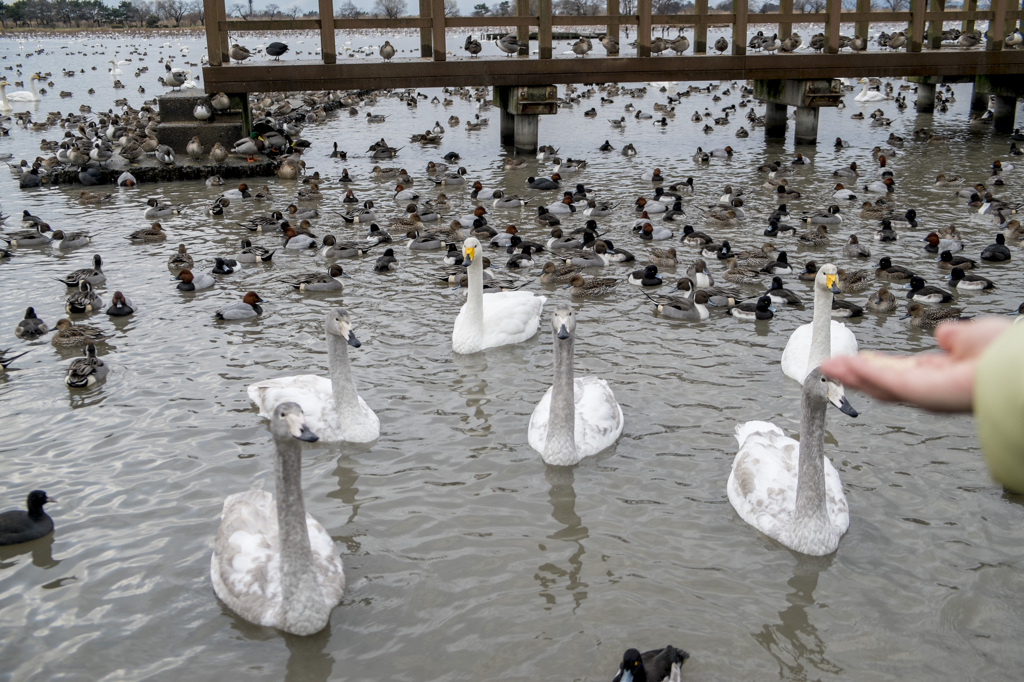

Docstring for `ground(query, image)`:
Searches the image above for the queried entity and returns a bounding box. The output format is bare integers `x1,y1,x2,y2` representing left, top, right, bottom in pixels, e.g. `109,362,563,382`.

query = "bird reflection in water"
534,466,589,612
284,626,334,682
0,532,61,571
752,555,843,679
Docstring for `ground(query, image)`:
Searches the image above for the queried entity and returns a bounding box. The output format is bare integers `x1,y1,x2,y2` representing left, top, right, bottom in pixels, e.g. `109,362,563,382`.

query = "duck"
527,174,561,190
901,301,970,328
451,237,546,352
843,235,871,259
492,191,529,209
801,205,843,225
875,256,915,281
729,295,775,320
865,286,898,313
647,288,713,321
681,224,714,245
540,261,583,284
235,238,275,263
282,225,317,250
144,199,185,220
627,264,663,287
215,291,264,320
50,318,107,348
760,251,793,275
947,267,995,290
765,277,803,306
175,268,215,291
66,280,103,315
567,274,619,297
781,264,859,384
211,402,345,636
648,247,678,268
58,254,106,287
527,307,623,466
922,231,962,254
935,250,976,271
320,235,372,259
14,307,48,339
729,368,858,555
797,224,830,247
905,275,954,303
638,223,673,241
0,490,55,546
611,646,690,682
981,233,1012,262
285,265,349,292
687,259,713,286
105,291,135,316
65,342,108,387
373,248,399,273
832,183,857,201
721,256,763,284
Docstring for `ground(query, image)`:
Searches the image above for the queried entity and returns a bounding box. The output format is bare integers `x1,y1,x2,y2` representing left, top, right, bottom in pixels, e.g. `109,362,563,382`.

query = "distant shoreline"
0,27,205,37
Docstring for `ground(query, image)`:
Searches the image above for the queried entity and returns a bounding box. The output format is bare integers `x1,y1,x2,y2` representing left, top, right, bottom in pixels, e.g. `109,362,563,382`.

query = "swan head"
462,236,482,266
806,368,858,417
326,308,360,348
551,306,574,340
272,402,319,442
817,263,841,294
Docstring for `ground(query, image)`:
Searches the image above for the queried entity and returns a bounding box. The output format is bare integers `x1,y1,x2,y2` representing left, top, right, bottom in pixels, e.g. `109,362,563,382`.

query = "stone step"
155,120,243,156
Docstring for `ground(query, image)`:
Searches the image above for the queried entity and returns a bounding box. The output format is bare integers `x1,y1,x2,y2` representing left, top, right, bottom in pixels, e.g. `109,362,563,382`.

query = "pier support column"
916,82,936,113
513,115,540,155
500,107,515,146
794,106,819,145
970,87,990,117
992,95,1018,133
764,102,788,139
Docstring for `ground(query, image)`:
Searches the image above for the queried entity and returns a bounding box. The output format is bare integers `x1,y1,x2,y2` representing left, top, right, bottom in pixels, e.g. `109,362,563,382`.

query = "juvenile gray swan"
728,368,858,556
528,307,623,466
211,402,345,636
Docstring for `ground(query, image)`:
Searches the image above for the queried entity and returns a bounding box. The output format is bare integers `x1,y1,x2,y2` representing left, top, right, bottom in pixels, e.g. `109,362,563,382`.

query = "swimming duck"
729,368,857,555
832,183,857,201
105,291,134,316
282,225,317,250
3,224,51,247
14,307,48,339
611,646,690,682
901,301,969,328
865,286,898,313
285,264,349,292
540,261,583,284
59,254,106,287
373,248,399,273
566,274,618,297
721,257,763,285
981,233,1012,262
801,205,843,225
50,318,106,347
730,295,774,320
627,264,663,287
164,245,191,271
760,250,793,275
647,288,713,320
648,247,678,267
320,235,372,259
766,277,803,306
905,275,954,303
875,256,914,281
686,258,713,286
528,307,624,466
144,199,185,220
0,490,55,546
66,280,102,315
843,235,871,259
216,291,264,320
797,224,830,247
528,174,561,190
681,224,714,245
638,223,673,241
947,267,995,290
875,220,899,242
175,268,215,291
922,231,962,254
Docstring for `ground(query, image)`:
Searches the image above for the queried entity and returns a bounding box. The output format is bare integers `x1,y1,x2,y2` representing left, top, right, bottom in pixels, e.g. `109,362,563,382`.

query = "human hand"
819,317,1013,413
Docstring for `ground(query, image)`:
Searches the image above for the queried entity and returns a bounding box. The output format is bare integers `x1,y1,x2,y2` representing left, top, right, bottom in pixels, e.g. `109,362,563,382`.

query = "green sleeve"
974,321,1024,494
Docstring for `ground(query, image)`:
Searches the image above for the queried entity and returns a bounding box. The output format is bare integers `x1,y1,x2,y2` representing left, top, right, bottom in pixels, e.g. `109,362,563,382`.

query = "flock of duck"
1,32,1022,675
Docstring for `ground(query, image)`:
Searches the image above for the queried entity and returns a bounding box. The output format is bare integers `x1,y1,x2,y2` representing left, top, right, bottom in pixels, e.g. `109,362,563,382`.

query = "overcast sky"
253,0,483,17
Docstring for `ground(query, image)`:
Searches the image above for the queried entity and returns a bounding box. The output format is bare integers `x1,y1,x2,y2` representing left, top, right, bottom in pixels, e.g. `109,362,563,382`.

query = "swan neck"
809,281,833,370
795,391,828,523
544,332,577,460
328,331,360,411
274,432,320,625
466,253,484,328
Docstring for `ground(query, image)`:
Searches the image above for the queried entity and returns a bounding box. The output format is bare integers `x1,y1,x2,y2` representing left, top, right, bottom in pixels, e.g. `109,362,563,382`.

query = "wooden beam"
431,0,446,61
779,0,793,40
419,0,431,58
910,0,927,52
517,0,531,56
989,0,1008,50
694,0,708,53
539,0,553,59
203,0,224,66
926,0,945,50
964,0,978,33
855,0,871,43
638,0,652,57
826,0,841,54
607,0,620,43
733,0,747,56
318,0,335,64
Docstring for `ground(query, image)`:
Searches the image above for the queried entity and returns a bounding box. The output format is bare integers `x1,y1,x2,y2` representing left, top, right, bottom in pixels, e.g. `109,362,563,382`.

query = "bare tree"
373,0,406,18
619,0,636,14
156,0,188,25
875,0,908,9
287,4,299,17
556,0,601,13
444,0,460,15
336,0,362,16
264,2,278,17
228,2,247,18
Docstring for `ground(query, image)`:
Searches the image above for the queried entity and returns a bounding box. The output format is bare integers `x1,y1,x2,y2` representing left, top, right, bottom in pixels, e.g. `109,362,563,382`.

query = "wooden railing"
203,0,1024,66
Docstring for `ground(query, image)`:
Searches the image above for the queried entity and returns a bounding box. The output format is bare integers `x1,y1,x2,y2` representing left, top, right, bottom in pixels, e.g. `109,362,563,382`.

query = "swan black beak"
297,424,319,442
347,330,361,348
835,396,858,417
556,324,570,340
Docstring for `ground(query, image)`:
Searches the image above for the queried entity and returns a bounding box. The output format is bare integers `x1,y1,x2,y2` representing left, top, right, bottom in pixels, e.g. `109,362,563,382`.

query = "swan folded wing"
729,422,800,540
306,517,346,605
574,376,624,457
479,291,547,348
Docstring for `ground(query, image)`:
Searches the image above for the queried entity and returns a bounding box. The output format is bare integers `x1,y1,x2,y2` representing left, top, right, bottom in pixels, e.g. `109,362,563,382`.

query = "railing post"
203,0,222,66
638,0,652,56
927,0,945,49
516,0,531,56
607,0,620,44
855,0,871,45
1018,0,1024,31
910,0,926,51
538,0,553,59
419,0,432,57
988,0,1007,49
319,0,336,64
431,0,446,60
694,0,708,53
779,0,793,40
733,0,747,55
964,0,978,34
826,0,841,53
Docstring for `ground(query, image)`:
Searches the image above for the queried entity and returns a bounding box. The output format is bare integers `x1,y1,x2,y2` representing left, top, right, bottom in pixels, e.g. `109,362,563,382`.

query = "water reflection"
283,626,335,682
752,555,842,680
0,533,60,570
534,466,589,612
328,453,362,526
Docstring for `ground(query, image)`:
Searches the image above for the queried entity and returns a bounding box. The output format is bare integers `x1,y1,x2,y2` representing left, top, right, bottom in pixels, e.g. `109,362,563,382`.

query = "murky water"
1,26,1023,682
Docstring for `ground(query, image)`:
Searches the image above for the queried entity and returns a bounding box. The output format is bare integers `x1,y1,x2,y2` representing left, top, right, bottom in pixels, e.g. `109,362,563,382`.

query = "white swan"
452,236,547,354
248,309,380,443
853,78,887,103
728,368,858,556
528,307,624,466
3,74,40,102
781,263,859,384
0,82,10,112
211,402,345,635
